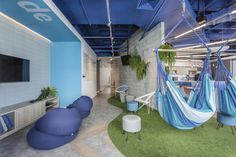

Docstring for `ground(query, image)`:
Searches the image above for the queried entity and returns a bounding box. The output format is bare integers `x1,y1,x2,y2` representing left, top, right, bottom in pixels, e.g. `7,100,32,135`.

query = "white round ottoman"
122,115,141,141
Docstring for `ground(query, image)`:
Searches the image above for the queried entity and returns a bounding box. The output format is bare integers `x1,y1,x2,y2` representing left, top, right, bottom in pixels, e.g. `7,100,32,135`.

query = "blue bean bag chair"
68,96,93,118
217,112,236,126
35,108,82,136
27,127,77,150
27,107,82,150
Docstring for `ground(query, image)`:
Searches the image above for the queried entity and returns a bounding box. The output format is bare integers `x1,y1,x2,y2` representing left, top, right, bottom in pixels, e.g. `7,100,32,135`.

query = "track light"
231,10,236,14
176,38,236,51
174,24,206,39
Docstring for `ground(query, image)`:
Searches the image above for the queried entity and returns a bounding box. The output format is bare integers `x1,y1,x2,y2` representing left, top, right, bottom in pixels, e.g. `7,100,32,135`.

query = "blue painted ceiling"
52,0,236,56
1,0,236,56
171,0,236,48
0,0,78,41
190,0,236,41
53,0,190,56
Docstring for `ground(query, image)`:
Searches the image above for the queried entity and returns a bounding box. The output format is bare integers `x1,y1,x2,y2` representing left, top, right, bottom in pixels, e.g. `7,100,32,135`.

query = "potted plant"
158,42,176,67
31,86,58,102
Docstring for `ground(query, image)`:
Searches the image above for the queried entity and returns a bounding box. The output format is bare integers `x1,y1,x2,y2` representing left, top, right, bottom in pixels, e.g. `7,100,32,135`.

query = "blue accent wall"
51,42,82,108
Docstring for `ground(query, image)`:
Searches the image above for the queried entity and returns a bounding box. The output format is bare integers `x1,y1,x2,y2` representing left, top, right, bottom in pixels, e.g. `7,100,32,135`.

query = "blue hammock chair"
153,0,218,130
215,50,236,117
155,49,216,130
214,46,236,134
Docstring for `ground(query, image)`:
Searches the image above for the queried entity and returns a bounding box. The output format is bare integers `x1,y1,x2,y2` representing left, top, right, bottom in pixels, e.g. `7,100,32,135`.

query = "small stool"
127,101,138,112
122,115,141,141
216,113,236,135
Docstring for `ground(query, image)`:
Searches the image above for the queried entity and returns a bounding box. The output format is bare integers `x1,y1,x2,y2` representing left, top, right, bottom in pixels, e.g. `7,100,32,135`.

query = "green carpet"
108,96,236,157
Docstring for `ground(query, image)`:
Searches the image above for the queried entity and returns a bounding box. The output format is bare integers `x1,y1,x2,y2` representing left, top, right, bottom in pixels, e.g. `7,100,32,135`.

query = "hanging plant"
136,60,149,80
159,42,176,66
129,48,149,80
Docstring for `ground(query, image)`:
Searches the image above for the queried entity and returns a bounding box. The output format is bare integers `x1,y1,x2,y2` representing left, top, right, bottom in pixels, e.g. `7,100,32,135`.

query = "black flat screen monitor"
0,54,30,82
121,55,130,66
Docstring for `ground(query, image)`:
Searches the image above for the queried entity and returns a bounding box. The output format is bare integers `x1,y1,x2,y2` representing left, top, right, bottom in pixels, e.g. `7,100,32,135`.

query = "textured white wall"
119,23,164,97
0,15,50,108
100,61,111,91
82,43,97,98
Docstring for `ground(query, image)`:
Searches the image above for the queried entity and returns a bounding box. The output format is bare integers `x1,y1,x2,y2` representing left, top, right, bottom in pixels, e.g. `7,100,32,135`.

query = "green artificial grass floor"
107,96,236,157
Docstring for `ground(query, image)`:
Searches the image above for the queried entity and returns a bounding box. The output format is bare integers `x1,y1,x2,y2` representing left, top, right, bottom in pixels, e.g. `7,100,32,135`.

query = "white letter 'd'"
17,1,50,13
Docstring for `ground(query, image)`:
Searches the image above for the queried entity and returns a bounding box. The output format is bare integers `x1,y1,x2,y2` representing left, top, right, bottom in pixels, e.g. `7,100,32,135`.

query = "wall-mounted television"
121,55,130,66
0,54,30,82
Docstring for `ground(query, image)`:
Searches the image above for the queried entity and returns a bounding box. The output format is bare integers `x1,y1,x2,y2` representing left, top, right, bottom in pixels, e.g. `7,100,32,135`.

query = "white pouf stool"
122,115,141,141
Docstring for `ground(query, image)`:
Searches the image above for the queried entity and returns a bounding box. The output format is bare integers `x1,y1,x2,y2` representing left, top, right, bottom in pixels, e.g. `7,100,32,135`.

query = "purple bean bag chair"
35,108,82,136
27,108,82,150
27,127,77,150
68,96,93,118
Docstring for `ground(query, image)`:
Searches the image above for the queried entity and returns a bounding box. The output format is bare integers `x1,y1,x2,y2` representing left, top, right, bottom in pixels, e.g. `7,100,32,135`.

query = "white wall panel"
0,15,50,108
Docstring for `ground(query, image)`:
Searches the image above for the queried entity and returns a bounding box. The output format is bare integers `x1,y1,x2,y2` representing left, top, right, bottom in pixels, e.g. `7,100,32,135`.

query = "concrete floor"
0,93,124,157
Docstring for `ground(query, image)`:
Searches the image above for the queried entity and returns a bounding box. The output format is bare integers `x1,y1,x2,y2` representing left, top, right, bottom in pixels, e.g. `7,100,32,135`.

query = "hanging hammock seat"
155,50,216,130
215,55,236,117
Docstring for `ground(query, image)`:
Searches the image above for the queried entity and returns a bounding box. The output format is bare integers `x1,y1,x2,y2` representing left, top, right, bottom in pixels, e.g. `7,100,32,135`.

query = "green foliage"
36,86,58,101
136,60,149,80
129,48,149,80
49,86,57,97
159,42,176,66
129,49,141,70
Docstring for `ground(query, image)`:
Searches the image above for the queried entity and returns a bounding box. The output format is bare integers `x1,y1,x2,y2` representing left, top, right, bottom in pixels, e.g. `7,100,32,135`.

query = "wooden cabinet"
33,101,45,120
0,97,58,140
15,101,45,130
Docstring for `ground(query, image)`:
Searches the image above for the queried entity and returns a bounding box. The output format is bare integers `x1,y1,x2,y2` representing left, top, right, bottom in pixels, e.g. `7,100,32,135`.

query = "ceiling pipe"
206,33,236,40
94,49,127,52
211,55,236,62
177,52,235,57
83,36,128,39
105,0,114,55
91,46,127,49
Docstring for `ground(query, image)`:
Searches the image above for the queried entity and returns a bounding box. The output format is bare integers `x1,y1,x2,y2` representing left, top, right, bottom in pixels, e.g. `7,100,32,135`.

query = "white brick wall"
0,15,50,108
119,23,164,97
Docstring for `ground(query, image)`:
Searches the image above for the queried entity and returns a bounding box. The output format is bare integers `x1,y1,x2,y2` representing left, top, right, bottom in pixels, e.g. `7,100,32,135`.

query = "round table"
122,115,141,141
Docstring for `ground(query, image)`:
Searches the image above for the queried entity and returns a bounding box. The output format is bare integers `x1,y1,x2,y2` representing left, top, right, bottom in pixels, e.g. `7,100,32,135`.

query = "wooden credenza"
0,97,59,140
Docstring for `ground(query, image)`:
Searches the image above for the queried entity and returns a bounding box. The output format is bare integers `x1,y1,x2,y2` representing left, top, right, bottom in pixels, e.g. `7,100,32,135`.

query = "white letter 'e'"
34,13,52,22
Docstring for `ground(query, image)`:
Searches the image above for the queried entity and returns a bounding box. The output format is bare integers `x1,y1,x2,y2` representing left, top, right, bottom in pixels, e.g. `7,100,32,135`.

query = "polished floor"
0,93,124,157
